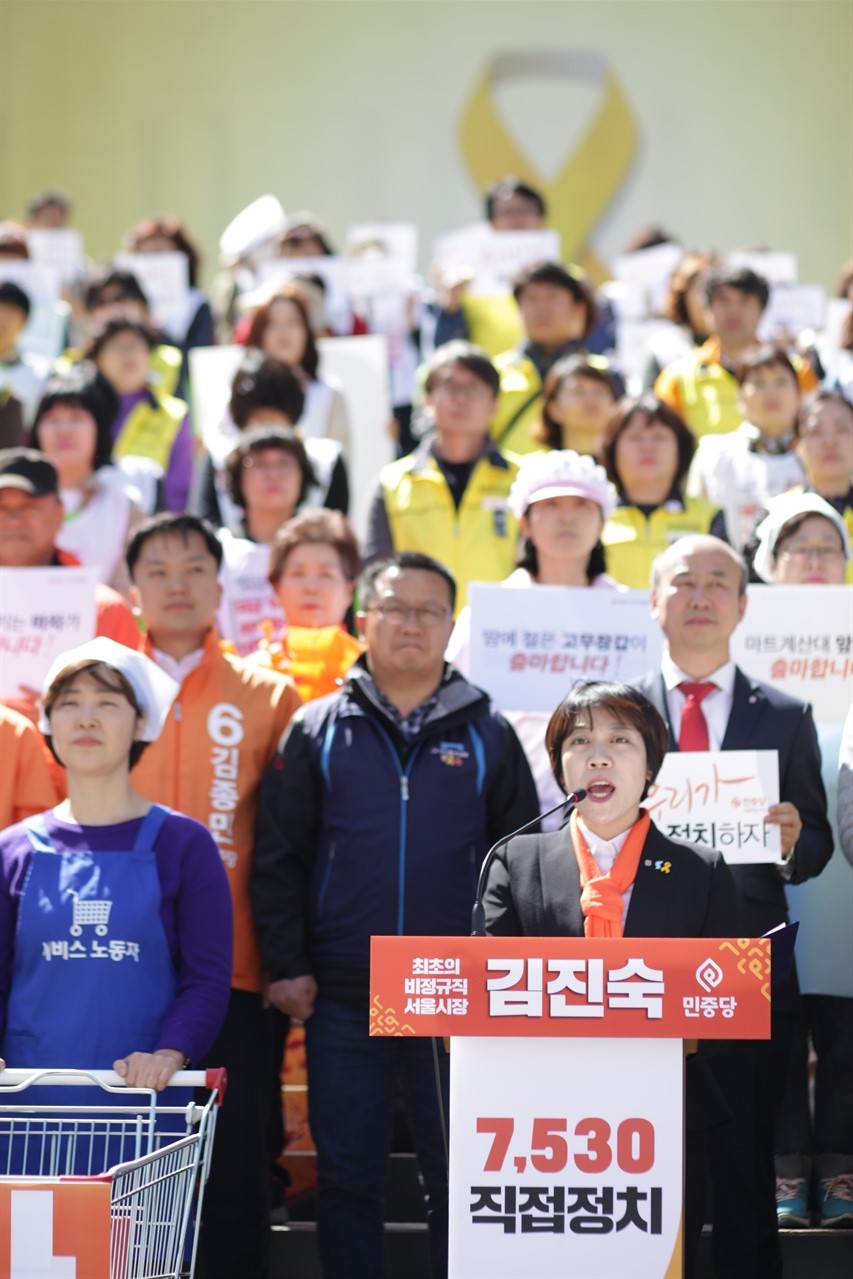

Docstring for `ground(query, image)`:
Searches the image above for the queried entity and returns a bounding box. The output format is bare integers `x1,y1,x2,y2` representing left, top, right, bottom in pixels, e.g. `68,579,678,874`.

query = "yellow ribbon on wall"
459,51,638,284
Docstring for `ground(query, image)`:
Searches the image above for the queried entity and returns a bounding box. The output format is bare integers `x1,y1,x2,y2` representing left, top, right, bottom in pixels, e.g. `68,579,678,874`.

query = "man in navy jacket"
252,551,538,1279
635,534,832,1279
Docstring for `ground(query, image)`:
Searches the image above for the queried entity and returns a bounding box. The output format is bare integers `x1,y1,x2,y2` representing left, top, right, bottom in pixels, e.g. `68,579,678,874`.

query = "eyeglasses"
242,456,299,473
430,378,490,401
777,542,845,562
366,601,451,627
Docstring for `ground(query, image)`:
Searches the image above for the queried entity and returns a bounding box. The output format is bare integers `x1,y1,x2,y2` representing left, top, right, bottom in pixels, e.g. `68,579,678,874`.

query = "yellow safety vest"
601,497,721,589
381,449,520,613
111,393,186,472
460,294,524,359
490,353,544,457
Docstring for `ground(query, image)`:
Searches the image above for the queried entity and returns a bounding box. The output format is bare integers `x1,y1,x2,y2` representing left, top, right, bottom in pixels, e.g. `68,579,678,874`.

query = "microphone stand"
470,789,587,936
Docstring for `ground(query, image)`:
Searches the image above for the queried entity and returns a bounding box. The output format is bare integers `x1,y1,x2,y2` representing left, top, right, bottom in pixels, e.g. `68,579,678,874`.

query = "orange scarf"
570,808,651,938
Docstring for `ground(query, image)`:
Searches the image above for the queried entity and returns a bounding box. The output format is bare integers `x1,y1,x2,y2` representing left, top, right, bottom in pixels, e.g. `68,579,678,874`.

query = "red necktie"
677,681,718,751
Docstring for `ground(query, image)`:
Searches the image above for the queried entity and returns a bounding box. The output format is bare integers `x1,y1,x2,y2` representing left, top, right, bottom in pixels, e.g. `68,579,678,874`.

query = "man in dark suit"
635,533,833,1279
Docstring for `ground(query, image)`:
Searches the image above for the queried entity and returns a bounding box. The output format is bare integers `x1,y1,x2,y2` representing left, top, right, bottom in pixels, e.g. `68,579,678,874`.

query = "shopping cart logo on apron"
68,891,113,938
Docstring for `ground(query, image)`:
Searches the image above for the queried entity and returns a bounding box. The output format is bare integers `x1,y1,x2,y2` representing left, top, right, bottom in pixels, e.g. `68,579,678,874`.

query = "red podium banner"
370,936,770,1040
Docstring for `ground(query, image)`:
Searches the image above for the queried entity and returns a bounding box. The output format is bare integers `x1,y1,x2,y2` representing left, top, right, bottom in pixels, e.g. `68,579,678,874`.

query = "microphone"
470,789,587,937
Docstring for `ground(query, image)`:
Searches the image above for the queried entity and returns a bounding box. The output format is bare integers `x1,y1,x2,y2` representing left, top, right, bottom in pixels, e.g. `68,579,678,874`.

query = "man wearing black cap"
0,281,49,435
0,448,138,721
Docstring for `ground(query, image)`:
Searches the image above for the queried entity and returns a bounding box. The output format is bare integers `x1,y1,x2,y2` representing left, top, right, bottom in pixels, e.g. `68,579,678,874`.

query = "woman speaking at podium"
483,680,740,1279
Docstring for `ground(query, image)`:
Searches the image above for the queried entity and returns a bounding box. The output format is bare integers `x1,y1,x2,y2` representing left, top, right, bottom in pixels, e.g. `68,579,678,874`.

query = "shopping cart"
0,1065,226,1279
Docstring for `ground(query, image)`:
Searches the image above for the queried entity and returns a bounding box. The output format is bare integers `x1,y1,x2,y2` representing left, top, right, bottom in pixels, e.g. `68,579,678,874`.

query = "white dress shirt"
576,815,634,927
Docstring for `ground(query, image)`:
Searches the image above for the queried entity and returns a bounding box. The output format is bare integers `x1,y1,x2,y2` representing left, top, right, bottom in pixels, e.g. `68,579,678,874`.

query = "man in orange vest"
125,512,300,1279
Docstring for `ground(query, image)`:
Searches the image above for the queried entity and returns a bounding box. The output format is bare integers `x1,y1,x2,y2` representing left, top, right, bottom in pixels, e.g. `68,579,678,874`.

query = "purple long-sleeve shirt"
0,810,233,1064
113,390,194,512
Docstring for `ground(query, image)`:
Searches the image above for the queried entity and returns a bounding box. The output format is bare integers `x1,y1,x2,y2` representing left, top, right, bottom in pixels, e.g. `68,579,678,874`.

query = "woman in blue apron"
0,637,233,1168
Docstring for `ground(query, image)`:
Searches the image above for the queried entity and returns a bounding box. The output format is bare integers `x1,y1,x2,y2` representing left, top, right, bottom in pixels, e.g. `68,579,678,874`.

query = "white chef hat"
40,637,179,741
508,450,618,522
752,491,851,583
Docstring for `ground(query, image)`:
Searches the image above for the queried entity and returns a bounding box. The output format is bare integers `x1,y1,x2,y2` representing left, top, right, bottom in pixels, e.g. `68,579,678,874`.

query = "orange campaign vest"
131,631,301,993
250,624,364,704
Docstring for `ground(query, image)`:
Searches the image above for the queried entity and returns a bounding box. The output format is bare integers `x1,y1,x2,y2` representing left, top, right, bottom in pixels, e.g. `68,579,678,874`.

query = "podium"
370,935,771,1279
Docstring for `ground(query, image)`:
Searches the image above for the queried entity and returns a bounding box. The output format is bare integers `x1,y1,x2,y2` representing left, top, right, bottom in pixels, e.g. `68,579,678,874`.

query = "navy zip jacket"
251,658,539,1002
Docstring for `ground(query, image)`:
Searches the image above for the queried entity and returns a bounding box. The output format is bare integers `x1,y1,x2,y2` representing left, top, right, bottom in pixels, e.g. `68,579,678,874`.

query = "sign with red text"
449,1037,683,1278
0,1181,110,1279
216,534,284,658
731,586,853,725
467,585,663,713
370,936,770,1040
0,567,98,700
646,750,781,863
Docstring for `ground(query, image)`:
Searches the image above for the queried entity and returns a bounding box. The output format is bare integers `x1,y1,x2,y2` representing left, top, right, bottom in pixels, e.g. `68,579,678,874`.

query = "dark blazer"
634,666,833,1012
483,819,741,1133
484,819,739,941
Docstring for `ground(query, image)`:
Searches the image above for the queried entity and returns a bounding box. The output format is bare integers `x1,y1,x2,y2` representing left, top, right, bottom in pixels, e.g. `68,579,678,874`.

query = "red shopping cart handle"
204,1066,228,1102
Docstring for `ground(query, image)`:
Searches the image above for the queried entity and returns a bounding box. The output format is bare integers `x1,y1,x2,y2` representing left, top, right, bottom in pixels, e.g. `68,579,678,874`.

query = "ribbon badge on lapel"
459,51,638,283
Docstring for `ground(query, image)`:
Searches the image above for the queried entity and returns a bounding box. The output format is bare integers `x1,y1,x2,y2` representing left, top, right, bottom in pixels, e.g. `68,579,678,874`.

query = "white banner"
0,567,99,699
114,251,190,334
433,224,561,296
646,750,782,863
449,1037,682,1278
467,585,663,713
731,585,853,725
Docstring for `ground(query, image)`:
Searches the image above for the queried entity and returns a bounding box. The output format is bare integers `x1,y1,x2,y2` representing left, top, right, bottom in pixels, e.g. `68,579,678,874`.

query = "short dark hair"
229,351,306,429
126,512,223,577
31,363,118,472
43,660,148,770
223,426,316,510
0,281,31,318
423,341,499,398
512,261,598,339
26,189,71,220
601,395,697,492
84,316,158,364
124,216,202,288
534,354,618,449
84,268,149,314
704,265,770,312
794,388,853,438
736,344,798,388
545,681,669,797
484,178,547,222
359,552,457,614
245,288,319,380
268,508,361,587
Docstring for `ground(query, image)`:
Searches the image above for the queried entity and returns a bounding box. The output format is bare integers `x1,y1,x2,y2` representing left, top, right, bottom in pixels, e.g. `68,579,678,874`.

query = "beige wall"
3,0,851,288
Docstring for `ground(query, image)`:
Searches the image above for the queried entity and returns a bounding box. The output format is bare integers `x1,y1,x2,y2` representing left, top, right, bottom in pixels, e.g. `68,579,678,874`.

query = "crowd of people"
0,178,852,1279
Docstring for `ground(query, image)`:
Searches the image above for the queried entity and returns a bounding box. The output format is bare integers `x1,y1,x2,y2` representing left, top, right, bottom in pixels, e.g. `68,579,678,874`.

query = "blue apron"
1,805,183,1172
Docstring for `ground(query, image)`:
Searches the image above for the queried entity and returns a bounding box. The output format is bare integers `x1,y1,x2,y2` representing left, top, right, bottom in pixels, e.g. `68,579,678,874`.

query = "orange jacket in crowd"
131,630,301,993
250,624,364,704
0,704,59,830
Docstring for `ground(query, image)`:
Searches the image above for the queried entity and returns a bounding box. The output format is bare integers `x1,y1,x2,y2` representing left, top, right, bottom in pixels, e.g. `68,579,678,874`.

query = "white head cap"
40,637,179,741
752,491,851,582
508,450,618,522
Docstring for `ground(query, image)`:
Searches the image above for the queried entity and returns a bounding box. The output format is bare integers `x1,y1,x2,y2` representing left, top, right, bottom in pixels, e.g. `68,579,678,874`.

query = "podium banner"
370,936,770,1040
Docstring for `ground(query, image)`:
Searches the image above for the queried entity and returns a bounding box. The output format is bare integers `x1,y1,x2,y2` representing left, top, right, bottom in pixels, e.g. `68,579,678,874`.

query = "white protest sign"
0,567,98,698
758,284,826,343
727,251,797,286
256,256,352,333
344,222,418,298
646,750,782,863
318,334,394,540
731,585,853,725
612,243,683,318
468,585,663,713
823,298,852,352
433,224,561,296
449,1036,682,1278
0,260,61,306
217,534,284,659
114,251,190,333
189,344,244,454
26,229,85,284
